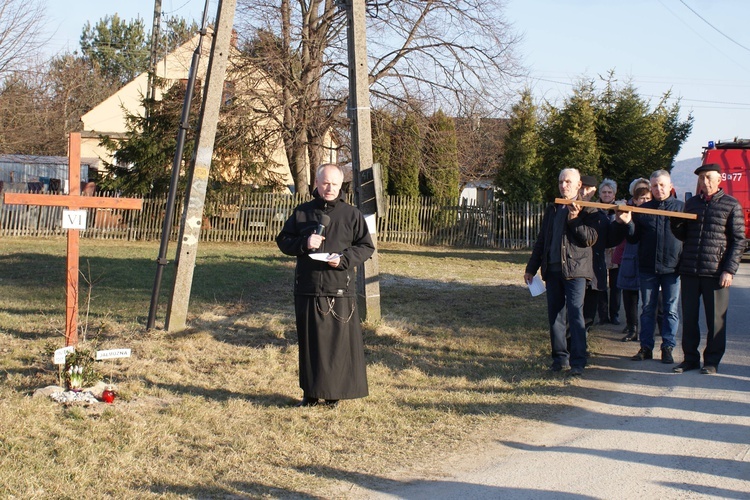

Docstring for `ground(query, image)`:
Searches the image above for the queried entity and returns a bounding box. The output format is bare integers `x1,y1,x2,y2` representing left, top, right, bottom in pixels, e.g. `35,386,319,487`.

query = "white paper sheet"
528,275,546,297
309,252,342,262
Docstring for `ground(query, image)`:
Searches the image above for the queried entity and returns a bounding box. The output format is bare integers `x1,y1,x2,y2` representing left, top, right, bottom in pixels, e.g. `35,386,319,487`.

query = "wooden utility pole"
344,0,381,321
147,0,162,115
165,0,237,332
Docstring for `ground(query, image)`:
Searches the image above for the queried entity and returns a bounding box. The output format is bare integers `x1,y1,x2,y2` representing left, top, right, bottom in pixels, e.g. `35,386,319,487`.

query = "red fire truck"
700,139,750,239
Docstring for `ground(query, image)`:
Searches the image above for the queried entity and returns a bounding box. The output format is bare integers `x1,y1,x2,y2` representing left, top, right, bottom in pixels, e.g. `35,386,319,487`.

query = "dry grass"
0,239,578,498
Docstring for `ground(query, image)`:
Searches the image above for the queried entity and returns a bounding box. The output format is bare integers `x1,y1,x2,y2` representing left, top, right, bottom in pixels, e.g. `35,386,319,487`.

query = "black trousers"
608,268,621,321
584,288,607,327
622,289,639,331
680,274,731,367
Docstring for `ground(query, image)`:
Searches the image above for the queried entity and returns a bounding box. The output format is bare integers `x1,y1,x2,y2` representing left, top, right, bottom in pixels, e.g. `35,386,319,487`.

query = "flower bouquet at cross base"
61,347,100,391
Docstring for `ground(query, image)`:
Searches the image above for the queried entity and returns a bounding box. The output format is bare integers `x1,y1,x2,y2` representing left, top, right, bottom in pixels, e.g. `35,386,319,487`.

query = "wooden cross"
555,198,698,220
3,133,143,346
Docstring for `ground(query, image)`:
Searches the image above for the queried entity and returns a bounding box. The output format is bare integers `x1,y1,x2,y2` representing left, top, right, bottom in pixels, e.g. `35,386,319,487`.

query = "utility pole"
344,0,381,321
165,0,237,332
147,0,162,116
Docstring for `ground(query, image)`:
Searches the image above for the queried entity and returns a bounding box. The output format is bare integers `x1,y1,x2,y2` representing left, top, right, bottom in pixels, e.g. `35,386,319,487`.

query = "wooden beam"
3,193,143,210
554,198,697,220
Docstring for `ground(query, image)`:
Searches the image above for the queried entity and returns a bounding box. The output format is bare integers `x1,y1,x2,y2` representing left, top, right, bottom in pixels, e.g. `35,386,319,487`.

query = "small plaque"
53,346,75,365
62,209,87,229
96,349,132,360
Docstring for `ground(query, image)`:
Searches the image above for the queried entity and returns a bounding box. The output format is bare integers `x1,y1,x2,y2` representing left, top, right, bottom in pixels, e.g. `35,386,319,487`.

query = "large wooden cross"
3,133,143,346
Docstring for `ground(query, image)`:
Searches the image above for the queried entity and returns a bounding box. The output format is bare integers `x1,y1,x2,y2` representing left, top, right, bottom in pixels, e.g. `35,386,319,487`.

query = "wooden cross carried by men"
3,133,143,347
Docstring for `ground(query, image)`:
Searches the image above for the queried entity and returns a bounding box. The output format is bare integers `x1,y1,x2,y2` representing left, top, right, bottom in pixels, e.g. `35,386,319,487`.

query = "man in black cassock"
276,163,375,407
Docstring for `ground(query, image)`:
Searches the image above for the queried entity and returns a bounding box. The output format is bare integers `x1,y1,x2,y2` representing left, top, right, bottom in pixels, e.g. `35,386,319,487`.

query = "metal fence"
0,191,545,249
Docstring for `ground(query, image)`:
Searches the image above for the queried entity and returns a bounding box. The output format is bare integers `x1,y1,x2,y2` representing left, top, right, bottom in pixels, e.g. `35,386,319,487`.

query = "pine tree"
497,89,543,203
389,111,422,197
422,110,460,200
539,81,600,200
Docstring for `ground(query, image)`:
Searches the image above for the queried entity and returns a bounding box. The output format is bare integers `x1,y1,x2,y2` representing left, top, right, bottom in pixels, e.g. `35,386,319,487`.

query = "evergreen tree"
371,109,393,194
388,111,422,197
422,110,460,199
80,14,150,87
596,76,666,197
98,82,195,195
497,89,543,203
539,81,600,200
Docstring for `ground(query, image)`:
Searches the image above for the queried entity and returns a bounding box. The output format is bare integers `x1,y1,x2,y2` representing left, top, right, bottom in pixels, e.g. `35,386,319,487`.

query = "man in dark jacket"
671,163,747,374
525,168,598,377
276,164,375,406
580,175,612,331
615,170,683,365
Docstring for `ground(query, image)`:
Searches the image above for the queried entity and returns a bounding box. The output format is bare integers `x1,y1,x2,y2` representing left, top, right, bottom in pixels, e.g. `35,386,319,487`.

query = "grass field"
0,238,578,498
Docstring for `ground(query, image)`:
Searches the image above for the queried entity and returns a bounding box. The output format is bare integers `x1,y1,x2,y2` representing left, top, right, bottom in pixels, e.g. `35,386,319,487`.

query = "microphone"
315,214,330,235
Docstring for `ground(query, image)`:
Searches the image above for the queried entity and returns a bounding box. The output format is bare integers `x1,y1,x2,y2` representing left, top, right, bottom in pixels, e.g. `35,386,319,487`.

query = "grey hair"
599,178,617,192
315,163,344,181
650,169,671,181
559,167,580,180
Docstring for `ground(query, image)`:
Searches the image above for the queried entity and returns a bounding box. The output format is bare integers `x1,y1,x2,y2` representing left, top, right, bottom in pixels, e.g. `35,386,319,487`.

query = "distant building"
0,154,95,193
80,32,333,190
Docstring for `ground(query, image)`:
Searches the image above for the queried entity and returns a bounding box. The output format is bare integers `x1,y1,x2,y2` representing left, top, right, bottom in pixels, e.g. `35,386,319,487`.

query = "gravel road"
347,261,750,499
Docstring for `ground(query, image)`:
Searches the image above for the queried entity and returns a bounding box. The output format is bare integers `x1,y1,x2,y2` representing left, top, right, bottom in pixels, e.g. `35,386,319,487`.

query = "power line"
678,0,750,54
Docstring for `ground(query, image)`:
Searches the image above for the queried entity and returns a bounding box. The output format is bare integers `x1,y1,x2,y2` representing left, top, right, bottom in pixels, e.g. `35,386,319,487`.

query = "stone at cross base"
3,133,143,346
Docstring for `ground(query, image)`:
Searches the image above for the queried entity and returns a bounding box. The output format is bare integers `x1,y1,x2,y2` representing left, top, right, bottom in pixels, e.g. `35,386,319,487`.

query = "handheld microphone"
315,214,331,235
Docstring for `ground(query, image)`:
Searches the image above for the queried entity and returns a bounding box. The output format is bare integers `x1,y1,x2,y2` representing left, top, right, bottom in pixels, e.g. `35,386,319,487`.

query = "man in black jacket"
580,175,612,331
671,163,747,374
615,170,683,365
524,168,598,376
276,164,375,406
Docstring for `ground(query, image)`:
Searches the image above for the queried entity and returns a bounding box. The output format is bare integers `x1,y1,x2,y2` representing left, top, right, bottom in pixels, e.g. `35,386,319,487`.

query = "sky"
44,0,750,162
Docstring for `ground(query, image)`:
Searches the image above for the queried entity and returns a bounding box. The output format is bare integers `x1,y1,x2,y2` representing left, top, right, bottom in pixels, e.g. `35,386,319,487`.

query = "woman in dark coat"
276,164,375,407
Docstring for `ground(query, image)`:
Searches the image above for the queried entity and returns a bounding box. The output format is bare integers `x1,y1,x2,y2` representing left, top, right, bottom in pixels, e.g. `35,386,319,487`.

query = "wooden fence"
0,191,545,249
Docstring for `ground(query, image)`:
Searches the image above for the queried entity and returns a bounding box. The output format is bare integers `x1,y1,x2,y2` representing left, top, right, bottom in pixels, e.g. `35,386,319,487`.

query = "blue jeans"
545,270,587,368
639,272,680,351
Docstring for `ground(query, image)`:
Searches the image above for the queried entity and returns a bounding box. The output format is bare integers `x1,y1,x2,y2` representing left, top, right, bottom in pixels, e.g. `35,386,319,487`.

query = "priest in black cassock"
276,163,375,407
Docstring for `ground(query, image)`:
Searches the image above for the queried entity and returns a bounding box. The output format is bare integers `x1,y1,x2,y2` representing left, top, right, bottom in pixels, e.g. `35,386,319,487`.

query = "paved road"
349,262,750,499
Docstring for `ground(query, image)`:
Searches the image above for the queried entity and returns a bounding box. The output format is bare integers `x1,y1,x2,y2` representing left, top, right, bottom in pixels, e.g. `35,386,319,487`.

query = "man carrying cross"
614,169,683,365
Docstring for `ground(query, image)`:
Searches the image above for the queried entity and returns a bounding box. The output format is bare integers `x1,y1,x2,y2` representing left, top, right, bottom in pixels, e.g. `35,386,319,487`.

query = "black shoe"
631,347,652,361
295,396,319,407
568,366,584,377
673,362,700,373
548,363,570,372
610,317,620,326
324,399,339,407
700,365,717,375
621,327,637,342
661,347,674,364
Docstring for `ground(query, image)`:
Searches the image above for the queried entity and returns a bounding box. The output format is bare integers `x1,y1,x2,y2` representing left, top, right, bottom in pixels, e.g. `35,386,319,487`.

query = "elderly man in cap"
524,168,598,377
670,163,746,374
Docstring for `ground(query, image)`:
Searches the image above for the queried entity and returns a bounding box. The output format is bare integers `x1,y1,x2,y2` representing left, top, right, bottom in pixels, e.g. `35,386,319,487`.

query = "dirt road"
348,263,750,499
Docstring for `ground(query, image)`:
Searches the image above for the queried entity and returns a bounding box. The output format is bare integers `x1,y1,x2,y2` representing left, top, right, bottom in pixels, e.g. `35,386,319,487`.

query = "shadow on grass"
146,379,298,407
296,465,595,499
145,481,316,499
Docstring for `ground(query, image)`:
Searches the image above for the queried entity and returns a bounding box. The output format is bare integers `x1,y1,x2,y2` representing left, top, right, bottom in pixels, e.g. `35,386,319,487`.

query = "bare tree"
235,0,523,194
0,0,47,76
